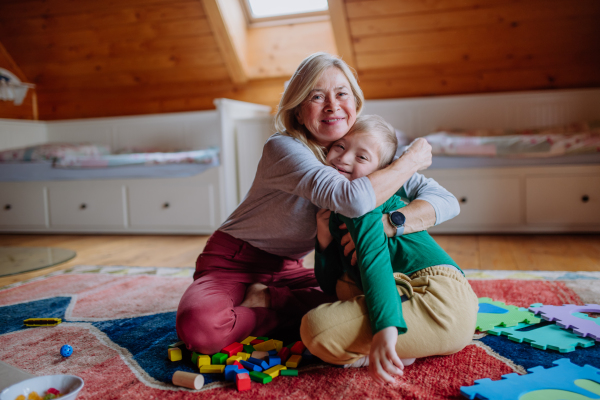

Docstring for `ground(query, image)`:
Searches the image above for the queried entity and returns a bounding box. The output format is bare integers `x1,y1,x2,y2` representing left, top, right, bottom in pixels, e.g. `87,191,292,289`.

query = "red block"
290,341,305,355
222,342,244,357
236,373,251,391
233,360,243,369
278,347,291,363
250,339,264,345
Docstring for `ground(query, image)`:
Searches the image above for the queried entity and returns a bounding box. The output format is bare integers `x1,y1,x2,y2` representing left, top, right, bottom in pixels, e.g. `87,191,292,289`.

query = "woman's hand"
400,138,432,172
369,326,404,384
316,209,333,251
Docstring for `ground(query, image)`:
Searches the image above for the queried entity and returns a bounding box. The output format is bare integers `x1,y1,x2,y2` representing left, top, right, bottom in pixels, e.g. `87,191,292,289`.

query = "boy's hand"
316,209,333,251
369,326,404,384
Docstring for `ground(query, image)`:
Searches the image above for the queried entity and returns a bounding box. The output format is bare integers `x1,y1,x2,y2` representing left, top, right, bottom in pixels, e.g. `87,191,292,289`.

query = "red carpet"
1,266,598,399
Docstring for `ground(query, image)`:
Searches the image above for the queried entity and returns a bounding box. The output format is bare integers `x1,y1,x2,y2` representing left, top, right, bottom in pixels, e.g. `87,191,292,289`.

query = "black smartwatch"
388,211,406,237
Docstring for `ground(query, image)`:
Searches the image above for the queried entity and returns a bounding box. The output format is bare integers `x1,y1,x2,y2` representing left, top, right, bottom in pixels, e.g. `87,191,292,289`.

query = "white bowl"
0,375,84,400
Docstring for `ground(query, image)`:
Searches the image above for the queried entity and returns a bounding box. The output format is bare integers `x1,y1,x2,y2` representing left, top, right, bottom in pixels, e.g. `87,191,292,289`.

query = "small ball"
60,344,73,357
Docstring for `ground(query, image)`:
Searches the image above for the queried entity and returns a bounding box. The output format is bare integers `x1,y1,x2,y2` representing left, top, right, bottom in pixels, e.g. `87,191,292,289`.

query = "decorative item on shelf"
0,68,35,106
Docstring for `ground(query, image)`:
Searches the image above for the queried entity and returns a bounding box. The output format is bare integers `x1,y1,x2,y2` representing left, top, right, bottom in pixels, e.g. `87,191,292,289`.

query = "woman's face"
296,67,357,148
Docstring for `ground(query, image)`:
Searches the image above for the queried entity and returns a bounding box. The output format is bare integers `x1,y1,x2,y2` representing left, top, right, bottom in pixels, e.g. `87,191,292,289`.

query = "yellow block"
197,355,211,368
200,364,225,373
227,355,242,365
236,352,251,361
241,336,257,345
253,339,276,352
273,340,283,352
286,355,302,369
168,347,182,362
264,365,287,378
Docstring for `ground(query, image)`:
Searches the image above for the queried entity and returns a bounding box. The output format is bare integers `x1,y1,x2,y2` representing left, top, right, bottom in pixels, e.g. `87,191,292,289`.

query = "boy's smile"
326,132,381,181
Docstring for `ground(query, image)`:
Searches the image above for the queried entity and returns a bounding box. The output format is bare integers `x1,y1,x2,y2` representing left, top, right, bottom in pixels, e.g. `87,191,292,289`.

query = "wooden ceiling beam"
328,0,357,69
202,0,248,84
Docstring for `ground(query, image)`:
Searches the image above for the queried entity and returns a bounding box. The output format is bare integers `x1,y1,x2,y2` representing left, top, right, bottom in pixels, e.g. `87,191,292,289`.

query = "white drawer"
47,184,126,227
128,183,216,229
0,184,47,227
430,176,522,228
526,176,600,225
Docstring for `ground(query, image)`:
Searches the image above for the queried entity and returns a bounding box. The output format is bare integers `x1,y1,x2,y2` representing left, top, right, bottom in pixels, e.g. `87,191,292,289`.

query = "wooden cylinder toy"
172,371,205,389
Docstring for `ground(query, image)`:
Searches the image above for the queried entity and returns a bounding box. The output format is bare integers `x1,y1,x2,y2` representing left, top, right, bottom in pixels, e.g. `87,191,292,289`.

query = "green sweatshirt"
314,194,460,335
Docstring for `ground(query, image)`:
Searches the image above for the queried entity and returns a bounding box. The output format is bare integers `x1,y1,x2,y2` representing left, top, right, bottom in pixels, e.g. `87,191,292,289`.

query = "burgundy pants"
176,230,337,354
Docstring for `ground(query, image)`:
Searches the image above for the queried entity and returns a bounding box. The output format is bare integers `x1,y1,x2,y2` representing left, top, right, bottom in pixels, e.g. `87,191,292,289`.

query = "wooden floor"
1,233,599,287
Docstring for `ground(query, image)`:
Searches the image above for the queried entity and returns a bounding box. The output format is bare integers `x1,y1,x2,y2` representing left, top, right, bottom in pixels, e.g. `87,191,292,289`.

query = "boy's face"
326,131,381,181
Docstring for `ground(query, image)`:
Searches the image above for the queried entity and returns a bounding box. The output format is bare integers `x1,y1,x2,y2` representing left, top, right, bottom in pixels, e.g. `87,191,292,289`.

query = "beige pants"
300,266,479,365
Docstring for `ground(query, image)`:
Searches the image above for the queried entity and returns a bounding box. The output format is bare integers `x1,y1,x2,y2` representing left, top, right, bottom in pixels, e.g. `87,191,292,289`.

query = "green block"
212,352,228,365
257,336,269,341
249,371,273,384
243,345,255,354
286,343,295,349
280,369,298,376
191,352,200,364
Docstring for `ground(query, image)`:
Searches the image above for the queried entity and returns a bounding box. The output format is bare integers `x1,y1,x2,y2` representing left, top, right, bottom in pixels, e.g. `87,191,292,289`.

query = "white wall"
0,119,47,151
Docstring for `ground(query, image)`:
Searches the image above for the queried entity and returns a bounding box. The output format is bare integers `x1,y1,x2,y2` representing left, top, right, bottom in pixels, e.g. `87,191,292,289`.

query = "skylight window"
242,0,329,26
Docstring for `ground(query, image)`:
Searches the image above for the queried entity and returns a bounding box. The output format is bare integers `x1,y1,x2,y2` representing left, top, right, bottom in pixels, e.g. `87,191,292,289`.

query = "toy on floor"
59,345,73,358
23,318,62,327
487,321,596,353
529,303,600,341
476,298,541,332
172,370,204,389
460,358,600,400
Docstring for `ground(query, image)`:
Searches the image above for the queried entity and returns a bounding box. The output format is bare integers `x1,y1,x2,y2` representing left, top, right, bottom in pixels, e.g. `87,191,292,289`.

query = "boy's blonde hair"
274,52,365,164
348,115,398,168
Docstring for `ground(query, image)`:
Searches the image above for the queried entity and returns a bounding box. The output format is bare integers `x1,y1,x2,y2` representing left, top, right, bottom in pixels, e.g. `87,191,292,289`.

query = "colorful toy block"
172,371,204,389
243,345,255,354
249,371,272,384
250,339,264,345
268,349,278,355
212,352,228,365
225,365,240,381
248,357,270,370
251,350,269,360
168,347,182,362
222,342,244,357
280,369,298,377
233,360,243,369
227,355,243,365
286,355,302,368
236,352,251,361
197,355,211,368
234,368,249,376
191,351,200,364
264,365,286,378
240,360,263,372
257,337,269,340
200,364,225,373
273,340,283,351
290,341,306,355
241,336,257,345
236,373,251,391
278,347,291,363
253,339,276,351
267,356,281,367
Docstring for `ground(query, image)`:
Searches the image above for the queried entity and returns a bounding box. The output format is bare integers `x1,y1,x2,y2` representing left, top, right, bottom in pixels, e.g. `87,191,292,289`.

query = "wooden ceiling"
0,0,599,120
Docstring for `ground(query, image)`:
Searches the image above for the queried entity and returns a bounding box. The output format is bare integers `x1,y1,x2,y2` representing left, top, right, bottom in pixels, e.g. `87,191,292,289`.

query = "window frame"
239,0,330,28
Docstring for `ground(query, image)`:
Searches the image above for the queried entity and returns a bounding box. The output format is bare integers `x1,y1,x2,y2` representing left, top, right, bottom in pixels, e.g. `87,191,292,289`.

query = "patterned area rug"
1,266,599,399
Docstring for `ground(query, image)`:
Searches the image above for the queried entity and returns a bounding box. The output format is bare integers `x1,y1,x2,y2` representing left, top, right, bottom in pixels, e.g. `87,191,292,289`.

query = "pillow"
0,143,110,162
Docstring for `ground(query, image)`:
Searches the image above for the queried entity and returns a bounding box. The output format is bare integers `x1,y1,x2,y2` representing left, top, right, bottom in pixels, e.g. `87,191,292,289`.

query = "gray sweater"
220,133,459,259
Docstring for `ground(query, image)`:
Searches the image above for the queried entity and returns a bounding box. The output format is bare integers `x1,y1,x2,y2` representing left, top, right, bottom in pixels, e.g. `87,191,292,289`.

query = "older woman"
175,52,458,355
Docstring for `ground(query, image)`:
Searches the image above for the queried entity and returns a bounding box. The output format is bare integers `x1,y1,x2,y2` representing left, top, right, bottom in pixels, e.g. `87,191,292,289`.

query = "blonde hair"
348,115,398,168
274,52,364,164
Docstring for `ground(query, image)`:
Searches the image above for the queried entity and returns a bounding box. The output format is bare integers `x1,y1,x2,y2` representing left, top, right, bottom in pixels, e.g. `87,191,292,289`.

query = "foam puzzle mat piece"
476,298,541,332
529,304,600,341
488,322,596,353
460,358,600,400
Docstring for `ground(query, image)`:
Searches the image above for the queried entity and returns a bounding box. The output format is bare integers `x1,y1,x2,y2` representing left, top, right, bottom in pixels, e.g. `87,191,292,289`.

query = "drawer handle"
582,195,589,203
80,203,87,210
163,202,170,209
460,197,467,203
4,204,11,211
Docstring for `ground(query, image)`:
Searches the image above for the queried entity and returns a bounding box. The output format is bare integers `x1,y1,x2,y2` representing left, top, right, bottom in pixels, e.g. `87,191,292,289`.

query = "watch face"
391,211,405,226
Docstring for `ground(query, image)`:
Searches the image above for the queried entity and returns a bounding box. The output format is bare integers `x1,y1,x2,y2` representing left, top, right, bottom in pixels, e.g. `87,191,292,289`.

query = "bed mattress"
429,153,600,169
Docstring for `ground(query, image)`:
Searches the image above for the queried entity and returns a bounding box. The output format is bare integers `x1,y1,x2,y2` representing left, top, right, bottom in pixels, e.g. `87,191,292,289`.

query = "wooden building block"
250,350,269,360
290,341,306,355
273,340,283,352
222,342,244,357
249,371,272,384
236,352,250,361
172,371,204,389
263,365,286,378
233,360,243,369
212,352,228,365
267,356,281,367
191,351,200,364
200,364,225,373
227,355,243,365
281,369,298,377
278,347,291,363
197,355,211,368
168,347,182,362
240,336,257,345
243,345,255,354
236,373,251,391
253,339,276,352
224,365,239,381
240,360,262,372
286,355,302,369
250,339,264,345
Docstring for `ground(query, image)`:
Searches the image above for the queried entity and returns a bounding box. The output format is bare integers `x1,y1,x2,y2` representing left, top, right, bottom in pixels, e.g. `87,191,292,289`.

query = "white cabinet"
47,183,126,228
128,182,216,231
526,175,600,226
0,184,47,227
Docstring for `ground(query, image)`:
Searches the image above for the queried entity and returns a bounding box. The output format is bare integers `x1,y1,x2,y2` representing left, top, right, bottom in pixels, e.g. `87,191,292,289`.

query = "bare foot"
240,283,271,308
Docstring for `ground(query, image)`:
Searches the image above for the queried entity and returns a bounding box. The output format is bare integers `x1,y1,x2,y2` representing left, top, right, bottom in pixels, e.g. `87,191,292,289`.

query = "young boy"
303,115,478,384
